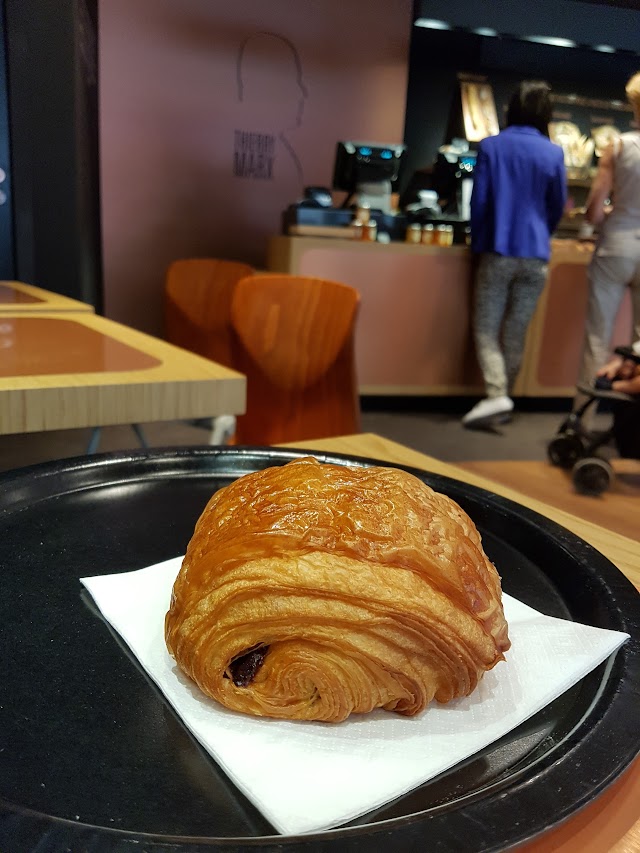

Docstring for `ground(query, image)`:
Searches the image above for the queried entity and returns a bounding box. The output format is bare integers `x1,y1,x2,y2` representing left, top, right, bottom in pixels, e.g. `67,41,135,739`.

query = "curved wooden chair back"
164,258,254,366
230,274,361,445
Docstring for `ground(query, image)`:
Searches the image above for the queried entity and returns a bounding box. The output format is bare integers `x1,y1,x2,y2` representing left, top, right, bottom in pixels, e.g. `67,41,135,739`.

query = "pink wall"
99,0,412,334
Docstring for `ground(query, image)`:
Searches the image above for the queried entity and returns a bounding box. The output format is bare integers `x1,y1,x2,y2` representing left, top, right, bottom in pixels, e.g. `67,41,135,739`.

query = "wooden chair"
229,274,361,445
164,258,254,367
164,258,255,444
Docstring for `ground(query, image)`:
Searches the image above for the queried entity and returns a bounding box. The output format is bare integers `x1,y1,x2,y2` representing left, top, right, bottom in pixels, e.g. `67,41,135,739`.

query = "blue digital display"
356,146,395,159
460,156,476,167
334,140,406,192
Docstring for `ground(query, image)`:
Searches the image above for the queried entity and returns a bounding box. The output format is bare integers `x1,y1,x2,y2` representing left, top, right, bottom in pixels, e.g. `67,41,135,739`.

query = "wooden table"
0,312,245,434
283,434,640,853
459,459,640,546
0,280,95,312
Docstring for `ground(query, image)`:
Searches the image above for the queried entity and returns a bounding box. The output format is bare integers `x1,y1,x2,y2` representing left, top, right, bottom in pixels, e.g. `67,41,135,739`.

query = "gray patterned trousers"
473,253,548,398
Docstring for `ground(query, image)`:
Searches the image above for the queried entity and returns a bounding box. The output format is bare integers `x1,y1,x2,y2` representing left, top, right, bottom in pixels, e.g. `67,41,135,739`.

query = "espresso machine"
431,143,477,221
332,141,407,215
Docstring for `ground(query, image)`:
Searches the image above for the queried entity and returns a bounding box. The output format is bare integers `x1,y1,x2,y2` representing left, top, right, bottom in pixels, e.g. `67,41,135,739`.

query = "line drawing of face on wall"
235,31,308,186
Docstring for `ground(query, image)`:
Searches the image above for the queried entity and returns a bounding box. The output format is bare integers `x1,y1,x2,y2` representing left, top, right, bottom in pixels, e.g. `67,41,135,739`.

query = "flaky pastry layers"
165,457,510,722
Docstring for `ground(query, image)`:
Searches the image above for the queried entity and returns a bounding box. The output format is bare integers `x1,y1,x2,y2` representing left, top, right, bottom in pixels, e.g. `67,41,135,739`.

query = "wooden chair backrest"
164,258,254,366
230,274,361,445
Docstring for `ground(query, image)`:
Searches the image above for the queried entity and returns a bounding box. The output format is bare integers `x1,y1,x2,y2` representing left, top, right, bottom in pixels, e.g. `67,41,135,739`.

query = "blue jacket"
470,126,567,261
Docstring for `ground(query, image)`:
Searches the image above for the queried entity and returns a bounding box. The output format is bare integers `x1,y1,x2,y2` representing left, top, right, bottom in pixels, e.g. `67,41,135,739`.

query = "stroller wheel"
572,457,614,496
547,434,585,469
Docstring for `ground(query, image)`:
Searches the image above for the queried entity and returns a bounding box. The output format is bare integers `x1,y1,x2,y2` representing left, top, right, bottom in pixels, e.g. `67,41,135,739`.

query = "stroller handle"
614,345,640,365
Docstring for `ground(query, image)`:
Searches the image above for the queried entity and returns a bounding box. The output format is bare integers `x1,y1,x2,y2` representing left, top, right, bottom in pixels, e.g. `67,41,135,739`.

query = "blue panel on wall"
0,0,14,278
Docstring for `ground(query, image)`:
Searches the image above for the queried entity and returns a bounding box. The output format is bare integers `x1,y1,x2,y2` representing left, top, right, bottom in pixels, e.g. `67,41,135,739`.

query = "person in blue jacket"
463,80,567,428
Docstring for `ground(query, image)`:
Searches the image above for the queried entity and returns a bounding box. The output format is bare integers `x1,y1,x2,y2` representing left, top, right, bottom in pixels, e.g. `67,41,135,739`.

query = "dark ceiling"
572,0,640,9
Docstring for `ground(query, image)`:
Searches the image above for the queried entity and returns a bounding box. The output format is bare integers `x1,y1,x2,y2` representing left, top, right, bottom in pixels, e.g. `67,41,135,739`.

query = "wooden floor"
458,459,640,543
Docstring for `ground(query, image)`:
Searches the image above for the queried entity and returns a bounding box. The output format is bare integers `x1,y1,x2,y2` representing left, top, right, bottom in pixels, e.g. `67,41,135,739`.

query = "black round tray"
0,446,638,853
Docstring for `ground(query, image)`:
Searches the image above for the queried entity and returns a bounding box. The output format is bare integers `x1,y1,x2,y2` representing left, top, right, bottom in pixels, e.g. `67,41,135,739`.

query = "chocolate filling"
228,645,269,687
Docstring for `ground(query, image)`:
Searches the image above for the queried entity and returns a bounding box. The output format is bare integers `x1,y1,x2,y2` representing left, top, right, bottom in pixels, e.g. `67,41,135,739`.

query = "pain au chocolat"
165,457,510,723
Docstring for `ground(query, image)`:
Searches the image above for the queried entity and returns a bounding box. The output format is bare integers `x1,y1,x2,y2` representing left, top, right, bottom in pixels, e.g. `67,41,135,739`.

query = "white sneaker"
462,396,514,428
209,414,236,445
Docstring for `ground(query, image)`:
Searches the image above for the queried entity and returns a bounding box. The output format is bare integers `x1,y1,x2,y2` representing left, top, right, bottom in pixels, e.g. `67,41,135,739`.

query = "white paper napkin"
81,557,628,836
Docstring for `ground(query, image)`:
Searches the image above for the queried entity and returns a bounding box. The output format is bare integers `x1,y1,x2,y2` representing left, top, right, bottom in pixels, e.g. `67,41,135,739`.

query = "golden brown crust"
165,458,510,722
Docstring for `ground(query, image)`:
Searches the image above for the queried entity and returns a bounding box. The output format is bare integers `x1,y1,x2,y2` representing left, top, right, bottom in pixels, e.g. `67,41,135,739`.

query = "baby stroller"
547,346,640,496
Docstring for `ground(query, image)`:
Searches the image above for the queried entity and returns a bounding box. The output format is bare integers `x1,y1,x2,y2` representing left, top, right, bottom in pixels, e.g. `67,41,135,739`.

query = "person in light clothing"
464,80,567,429
574,71,640,423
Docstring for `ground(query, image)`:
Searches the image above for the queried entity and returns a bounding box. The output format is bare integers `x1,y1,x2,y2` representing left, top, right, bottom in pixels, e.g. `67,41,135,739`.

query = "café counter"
267,236,634,397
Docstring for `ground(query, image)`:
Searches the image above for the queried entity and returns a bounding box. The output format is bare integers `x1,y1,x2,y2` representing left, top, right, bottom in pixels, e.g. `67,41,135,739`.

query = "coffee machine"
332,141,406,215
431,143,476,221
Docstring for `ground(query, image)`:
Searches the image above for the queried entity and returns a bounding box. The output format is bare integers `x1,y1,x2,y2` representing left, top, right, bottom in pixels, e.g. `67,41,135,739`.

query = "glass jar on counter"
356,203,371,225
363,221,378,242
435,224,454,247
352,221,364,240
421,224,435,245
405,223,422,244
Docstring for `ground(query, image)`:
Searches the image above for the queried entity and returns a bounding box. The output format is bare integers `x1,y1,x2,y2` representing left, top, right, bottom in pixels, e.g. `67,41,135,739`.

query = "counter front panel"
268,237,486,395
268,236,632,397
